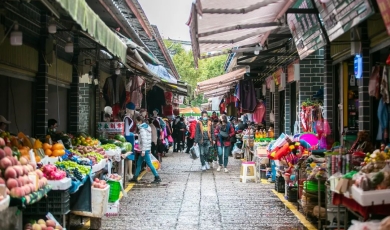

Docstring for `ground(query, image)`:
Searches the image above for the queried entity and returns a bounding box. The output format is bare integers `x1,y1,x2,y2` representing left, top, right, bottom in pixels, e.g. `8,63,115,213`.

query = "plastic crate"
275,176,285,193
260,169,267,179
24,189,70,215
107,180,121,203
287,186,298,202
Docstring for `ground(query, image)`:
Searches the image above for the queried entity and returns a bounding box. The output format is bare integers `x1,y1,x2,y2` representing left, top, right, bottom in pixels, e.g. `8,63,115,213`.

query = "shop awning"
146,63,178,84
197,69,246,91
55,0,127,62
180,107,202,115
187,0,295,66
163,82,189,96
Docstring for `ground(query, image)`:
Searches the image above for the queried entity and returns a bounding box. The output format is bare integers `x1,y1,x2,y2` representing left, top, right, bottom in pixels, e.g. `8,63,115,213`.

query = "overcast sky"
138,0,193,41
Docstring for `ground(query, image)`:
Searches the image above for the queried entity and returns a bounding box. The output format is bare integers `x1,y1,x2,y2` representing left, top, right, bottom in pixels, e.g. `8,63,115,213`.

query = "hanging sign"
377,0,390,36
354,54,362,79
314,0,375,42
287,0,326,60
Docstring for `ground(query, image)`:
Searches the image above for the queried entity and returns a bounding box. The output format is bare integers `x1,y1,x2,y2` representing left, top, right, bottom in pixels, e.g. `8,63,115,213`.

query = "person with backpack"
214,114,235,172
194,111,214,171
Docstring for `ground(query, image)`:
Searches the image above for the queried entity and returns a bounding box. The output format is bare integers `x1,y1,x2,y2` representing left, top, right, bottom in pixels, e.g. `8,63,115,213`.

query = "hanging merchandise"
163,92,174,116
130,76,144,109
381,67,389,103
253,100,266,124
369,66,381,99
103,74,126,118
164,92,173,104
237,79,257,113
386,54,390,66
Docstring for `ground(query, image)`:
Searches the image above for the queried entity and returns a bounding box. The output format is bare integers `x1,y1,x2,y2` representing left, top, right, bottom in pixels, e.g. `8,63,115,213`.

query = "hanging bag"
369,66,381,99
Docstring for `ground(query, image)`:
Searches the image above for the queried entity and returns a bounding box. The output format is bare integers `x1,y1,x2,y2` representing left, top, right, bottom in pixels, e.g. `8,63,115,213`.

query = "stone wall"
78,81,90,133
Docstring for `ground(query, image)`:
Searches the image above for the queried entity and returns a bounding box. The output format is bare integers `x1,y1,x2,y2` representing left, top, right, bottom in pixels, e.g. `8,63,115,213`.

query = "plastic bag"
147,153,161,171
348,219,381,230
190,145,200,159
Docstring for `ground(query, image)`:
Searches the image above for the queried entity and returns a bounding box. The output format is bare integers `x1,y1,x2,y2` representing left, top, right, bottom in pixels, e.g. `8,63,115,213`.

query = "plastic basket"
287,186,298,202
275,176,285,193
107,180,121,203
24,189,70,215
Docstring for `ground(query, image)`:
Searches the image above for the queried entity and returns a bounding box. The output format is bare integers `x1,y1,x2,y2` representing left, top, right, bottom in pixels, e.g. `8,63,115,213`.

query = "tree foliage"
164,40,227,107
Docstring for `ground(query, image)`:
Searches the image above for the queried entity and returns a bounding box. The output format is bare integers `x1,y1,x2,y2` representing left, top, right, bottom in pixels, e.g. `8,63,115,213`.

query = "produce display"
0,137,49,198
92,178,108,189
41,164,66,181
43,143,66,158
108,174,122,181
74,145,106,155
68,148,106,165
101,144,119,150
24,219,62,230
55,161,91,181
71,133,99,147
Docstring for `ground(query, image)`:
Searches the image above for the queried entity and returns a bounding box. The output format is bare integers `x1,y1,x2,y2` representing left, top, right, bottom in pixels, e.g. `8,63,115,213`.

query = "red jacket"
189,120,197,139
214,123,235,147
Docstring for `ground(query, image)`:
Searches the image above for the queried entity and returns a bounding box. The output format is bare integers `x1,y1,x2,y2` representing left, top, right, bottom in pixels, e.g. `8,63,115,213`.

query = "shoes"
151,176,162,184
205,162,210,170
201,165,206,171
129,176,138,183
217,166,221,172
224,168,228,173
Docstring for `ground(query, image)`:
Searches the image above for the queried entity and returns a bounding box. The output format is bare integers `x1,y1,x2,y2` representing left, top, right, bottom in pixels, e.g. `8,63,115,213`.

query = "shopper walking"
214,114,235,172
129,116,161,183
185,117,197,153
147,118,158,160
194,111,214,171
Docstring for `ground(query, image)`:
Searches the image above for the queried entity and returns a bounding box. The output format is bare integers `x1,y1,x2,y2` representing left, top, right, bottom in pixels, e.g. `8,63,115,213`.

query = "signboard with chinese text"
97,122,124,134
377,0,390,36
314,0,375,42
288,60,299,83
287,0,327,60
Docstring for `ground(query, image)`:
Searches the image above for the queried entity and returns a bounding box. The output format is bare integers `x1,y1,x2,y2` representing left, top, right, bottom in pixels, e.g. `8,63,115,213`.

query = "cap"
0,115,11,124
126,102,136,110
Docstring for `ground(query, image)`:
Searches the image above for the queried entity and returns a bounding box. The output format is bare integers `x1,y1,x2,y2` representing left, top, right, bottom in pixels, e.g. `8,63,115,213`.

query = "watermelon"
114,134,126,142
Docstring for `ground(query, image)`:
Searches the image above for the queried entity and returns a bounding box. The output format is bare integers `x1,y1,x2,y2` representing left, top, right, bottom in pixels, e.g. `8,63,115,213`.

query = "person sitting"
0,115,11,133
47,119,62,135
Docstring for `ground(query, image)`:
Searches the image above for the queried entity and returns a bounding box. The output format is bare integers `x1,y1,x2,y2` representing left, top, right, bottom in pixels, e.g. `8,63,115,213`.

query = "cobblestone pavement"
101,152,308,230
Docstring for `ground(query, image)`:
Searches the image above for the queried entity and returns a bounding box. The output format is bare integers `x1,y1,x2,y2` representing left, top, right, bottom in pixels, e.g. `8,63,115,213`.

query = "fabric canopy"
147,63,178,84
197,68,246,88
187,0,295,66
55,0,127,62
180,107,201,114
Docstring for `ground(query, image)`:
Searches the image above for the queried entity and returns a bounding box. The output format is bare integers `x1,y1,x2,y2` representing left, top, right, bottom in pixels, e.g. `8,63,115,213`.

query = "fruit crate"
24,189,70,215
287,186,298,202
107,180,121,203
275,176,285,193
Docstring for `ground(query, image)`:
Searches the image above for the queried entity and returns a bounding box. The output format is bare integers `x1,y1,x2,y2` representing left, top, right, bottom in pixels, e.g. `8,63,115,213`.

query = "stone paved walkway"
101,152,308,230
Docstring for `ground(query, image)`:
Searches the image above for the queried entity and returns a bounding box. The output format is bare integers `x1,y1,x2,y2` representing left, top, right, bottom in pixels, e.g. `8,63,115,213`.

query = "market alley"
97,152,308,230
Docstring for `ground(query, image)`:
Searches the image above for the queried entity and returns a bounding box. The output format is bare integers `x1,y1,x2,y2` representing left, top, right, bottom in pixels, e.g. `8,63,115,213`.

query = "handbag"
190,145,200,159
167,135,173,143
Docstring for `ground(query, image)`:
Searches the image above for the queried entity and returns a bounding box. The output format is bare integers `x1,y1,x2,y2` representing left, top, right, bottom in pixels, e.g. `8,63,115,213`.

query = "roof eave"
124,0,155,39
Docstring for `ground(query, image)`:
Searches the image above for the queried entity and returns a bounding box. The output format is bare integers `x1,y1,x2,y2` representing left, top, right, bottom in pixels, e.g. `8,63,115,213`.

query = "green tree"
164,40,227,107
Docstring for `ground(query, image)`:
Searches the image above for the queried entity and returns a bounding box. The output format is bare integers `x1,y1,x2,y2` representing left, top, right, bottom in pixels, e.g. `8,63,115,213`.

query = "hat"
126,102,136,110
153,108,159,113
0,115,10,124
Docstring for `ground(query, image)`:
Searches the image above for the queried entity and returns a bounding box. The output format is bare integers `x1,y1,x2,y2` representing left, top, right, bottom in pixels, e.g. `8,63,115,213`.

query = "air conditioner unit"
294,64,300,81
270,79,275,93
351,28,361,55
279,73,286,91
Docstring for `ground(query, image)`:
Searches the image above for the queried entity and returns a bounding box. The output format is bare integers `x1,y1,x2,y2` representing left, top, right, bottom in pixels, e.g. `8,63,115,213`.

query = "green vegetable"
55,161,91,175
372,172,384,186
122,142,132,152
101,144,118,150
114,134,126,142
99,138,109,144
114,141,124,148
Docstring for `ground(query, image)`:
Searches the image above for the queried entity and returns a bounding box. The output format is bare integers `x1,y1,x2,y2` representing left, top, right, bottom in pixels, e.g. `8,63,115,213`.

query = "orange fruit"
45,149,52,156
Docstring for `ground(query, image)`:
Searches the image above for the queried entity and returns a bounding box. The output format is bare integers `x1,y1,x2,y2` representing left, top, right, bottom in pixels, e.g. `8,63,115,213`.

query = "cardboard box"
105,200,120,217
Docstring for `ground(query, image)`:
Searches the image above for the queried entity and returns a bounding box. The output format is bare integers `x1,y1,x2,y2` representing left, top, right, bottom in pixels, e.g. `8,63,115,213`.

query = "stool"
240,161,257,183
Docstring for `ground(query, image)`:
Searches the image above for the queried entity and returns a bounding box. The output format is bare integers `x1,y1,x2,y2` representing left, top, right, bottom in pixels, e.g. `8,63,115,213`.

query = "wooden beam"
200,0,279,14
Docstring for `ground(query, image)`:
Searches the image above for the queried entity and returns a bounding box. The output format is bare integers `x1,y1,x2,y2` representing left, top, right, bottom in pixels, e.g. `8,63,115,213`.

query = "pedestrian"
147,118,158,160
211,111,218,121
129,116,161,184
207,118,220,168
214,114,235,172
194,111,214,171
172,116,180,152
185,117,197,153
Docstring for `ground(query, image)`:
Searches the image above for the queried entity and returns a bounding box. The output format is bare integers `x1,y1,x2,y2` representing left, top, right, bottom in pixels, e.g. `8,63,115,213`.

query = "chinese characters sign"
377,0,390,36
314,0,375,42
97,122,124,134
287,0,327,60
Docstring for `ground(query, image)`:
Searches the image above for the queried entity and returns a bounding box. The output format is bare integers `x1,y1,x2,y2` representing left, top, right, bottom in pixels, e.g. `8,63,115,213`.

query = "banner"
377,0,390,36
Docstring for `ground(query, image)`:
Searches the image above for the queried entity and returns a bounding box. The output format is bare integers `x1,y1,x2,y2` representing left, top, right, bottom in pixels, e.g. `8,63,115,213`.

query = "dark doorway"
279,90,285,133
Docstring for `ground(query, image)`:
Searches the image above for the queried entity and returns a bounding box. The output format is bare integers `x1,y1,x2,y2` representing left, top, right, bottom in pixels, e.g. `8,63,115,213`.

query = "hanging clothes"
226,103,237,116
253,101,266,124
219,99,226,114
377,98,389,140
146,86,166,116
129,76,144,109
103,75,126,107
237,79,257,112
381,67,389,103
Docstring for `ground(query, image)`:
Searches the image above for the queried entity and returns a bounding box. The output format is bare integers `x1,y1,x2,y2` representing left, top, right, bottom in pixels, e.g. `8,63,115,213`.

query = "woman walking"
129,116,161,183
214,114,235,172
194,111,214,171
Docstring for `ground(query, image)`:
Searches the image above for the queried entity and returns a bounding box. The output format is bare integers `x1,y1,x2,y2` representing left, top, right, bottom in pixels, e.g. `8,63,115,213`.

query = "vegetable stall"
0,130,132,230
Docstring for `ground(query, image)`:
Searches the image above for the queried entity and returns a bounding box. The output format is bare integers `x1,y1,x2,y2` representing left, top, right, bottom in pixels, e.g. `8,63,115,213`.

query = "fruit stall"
0,131,132,230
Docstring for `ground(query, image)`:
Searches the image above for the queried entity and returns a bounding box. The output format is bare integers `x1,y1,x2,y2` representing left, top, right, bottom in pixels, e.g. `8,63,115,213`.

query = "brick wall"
285,83,291,135
298,49,324,103
68,35,80,134
78,83,90,133
358,22,370,131
34,13,48,137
